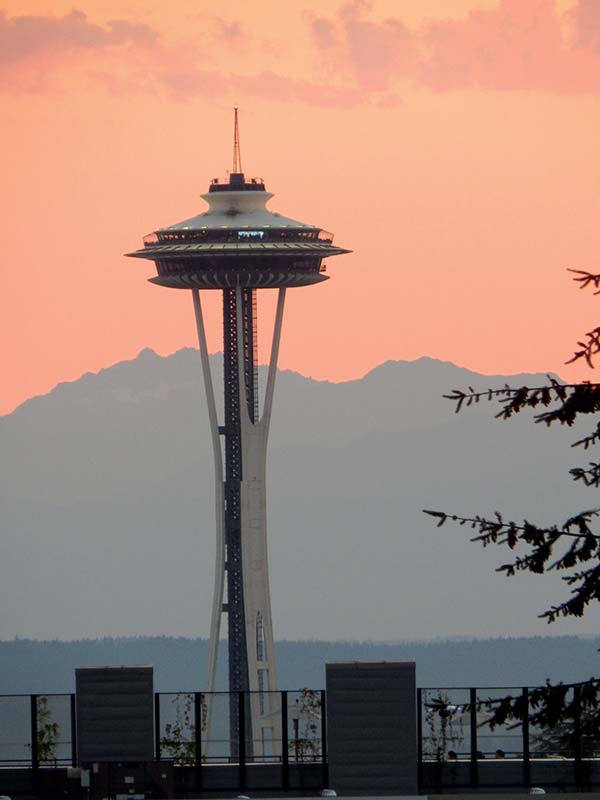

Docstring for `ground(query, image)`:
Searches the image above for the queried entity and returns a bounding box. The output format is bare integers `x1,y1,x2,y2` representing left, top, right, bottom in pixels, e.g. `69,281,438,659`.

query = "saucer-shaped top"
126,173,350,289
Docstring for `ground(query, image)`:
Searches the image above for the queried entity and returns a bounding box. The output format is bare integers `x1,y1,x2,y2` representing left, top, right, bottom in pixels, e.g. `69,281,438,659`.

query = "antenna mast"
233,106,243,174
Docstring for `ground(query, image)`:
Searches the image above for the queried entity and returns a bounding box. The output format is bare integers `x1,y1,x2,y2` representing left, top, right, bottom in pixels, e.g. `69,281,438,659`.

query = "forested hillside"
1,635,598,694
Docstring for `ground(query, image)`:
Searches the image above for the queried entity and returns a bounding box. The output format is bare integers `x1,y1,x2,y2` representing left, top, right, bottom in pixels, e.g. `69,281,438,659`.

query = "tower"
127,110,349,755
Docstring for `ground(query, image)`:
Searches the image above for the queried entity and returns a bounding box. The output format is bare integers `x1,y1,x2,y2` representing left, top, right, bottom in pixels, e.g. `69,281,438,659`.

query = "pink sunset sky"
3,0,600,415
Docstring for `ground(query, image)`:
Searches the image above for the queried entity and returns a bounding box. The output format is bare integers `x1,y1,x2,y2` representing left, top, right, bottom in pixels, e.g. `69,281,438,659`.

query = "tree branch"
423,510,600,622
570,462,600,486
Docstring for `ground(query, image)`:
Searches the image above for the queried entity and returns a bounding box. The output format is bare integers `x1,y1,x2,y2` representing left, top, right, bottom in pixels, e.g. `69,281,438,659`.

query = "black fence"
418,685,600,792
0,689,327,795
154,689,328,792
2,686,599,795
0,693,76,768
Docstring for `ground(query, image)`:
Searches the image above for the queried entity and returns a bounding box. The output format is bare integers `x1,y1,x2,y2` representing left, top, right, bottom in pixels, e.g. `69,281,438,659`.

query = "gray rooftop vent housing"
75,666,154,763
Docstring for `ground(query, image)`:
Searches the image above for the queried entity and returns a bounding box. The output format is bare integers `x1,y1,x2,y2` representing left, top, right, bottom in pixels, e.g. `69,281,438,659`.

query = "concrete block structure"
326,661,417,795
75,666,154,763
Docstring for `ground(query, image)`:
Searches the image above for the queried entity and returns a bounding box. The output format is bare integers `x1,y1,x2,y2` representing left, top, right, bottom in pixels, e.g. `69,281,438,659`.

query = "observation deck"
126,172,349,289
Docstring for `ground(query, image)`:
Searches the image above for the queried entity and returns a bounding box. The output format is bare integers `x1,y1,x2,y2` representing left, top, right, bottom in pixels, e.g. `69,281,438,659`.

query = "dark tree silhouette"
424,269,600,735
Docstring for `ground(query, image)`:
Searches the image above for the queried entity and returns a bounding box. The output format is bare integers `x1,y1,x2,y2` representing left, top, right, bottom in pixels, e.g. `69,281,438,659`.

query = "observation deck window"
146,227,332,246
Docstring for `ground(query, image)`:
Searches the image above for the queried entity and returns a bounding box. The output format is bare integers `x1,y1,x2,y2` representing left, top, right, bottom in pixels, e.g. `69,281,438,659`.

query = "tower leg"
191,289,224,755
193,286,286,760
262,287,286,430
236,288,286,757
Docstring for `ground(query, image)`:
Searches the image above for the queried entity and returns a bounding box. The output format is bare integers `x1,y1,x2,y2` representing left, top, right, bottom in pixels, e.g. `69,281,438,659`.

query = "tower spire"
232,105,242,174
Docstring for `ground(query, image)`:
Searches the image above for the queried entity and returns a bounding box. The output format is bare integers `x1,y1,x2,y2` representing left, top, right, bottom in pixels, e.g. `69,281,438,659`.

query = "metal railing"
153,689,327,792
418,685,600,791
2,684,598,793
0,689,326,793
0,693,75,768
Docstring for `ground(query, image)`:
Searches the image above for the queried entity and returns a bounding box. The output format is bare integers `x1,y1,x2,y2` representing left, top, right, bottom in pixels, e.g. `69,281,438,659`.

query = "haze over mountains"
2,349,597,642
2,636,599,694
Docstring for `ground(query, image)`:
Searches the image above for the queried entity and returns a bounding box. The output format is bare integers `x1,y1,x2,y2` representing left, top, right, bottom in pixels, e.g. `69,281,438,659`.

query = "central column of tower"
222,287,257,752
189,283,287,759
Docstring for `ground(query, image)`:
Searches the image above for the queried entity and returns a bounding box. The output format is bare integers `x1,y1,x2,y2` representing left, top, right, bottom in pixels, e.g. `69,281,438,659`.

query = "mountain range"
2,348,598,642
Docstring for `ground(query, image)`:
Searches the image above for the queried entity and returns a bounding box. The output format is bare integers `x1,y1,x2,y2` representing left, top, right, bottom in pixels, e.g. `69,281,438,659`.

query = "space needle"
127,109,349,755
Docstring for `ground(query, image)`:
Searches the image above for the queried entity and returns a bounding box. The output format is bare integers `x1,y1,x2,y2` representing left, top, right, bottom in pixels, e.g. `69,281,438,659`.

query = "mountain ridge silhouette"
2,348,595,643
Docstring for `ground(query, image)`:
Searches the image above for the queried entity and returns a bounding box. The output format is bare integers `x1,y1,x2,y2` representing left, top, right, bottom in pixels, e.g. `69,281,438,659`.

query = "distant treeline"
1,635,599,694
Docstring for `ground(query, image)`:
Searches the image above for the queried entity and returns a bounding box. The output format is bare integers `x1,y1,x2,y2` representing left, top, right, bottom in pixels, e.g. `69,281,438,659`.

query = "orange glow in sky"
3,0,600,415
